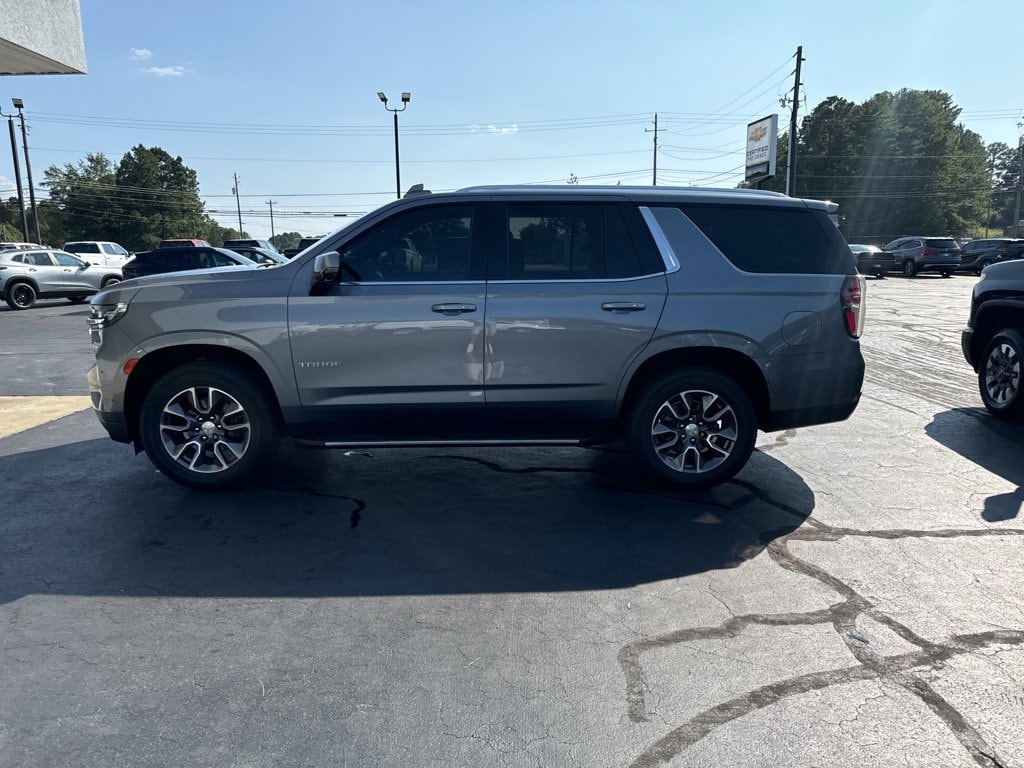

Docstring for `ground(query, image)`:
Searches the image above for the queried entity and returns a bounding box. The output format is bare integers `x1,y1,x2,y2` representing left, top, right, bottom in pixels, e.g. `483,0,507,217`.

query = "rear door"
288,202,488,439
25,252,63,292
483,200,667,433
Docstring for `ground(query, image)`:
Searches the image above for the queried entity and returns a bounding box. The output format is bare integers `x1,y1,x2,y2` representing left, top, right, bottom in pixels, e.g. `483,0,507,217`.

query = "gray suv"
882,236,962,277
87,186,866,490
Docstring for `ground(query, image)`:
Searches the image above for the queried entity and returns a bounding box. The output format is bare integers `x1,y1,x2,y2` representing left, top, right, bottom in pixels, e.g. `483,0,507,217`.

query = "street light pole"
266,200,276,239
0,107,28,241
12,99,40,243
378,91,411,199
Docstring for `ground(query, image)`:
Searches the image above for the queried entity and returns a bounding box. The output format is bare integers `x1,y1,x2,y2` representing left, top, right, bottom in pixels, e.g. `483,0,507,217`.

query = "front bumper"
961,328,976,370
87,363,131,443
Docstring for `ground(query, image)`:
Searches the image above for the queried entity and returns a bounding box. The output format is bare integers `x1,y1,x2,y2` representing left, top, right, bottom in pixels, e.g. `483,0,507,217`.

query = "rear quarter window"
677,205,852,274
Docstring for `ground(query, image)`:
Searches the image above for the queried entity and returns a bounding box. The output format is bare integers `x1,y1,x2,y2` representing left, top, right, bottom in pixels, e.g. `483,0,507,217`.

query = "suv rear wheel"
627,369,757,489
979,329,1024,421
5,281,37,310
139,362,278,489
902,260,918,278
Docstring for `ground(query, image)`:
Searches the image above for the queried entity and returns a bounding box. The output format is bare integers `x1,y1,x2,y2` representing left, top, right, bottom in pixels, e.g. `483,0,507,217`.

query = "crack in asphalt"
257,483,367,529
264,450,1021,766
620,492,1024,768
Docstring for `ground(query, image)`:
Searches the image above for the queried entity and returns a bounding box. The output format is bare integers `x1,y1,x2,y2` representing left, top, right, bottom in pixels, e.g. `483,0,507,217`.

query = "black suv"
882,236,962,277
283,235,326,258
122,246,256,280
959,238,1024,275
962,259,1024,420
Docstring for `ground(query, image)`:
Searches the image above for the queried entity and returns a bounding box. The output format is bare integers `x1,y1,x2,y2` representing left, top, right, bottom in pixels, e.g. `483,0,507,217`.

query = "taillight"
841,275,866,338
920,248,936,257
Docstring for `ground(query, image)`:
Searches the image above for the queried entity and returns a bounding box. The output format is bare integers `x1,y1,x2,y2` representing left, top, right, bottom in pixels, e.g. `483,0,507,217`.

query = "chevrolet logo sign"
749,126,768,142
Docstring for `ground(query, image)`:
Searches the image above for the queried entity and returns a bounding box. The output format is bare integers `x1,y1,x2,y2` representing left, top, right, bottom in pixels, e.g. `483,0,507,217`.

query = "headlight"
88,302,129,329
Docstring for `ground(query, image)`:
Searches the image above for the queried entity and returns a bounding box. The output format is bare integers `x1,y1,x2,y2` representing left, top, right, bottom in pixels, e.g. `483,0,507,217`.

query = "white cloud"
128,48,152,60
488,124,519,135
143,65,186,77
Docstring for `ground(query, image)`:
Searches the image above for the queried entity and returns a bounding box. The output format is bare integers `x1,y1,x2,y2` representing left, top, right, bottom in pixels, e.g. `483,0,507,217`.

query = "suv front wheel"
139,362,278,489
979,329,1024,421
627,369,757,489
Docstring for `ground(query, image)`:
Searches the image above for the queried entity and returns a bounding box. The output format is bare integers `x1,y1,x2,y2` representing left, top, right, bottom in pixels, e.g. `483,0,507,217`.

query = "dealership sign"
745,114,778,183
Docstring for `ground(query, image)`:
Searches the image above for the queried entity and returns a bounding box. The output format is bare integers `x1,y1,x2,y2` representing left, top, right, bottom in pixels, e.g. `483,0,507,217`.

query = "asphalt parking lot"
1,275,1022,768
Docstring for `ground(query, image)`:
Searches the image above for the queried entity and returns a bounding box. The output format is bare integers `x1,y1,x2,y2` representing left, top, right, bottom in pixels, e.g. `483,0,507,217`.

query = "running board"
294,438,587,449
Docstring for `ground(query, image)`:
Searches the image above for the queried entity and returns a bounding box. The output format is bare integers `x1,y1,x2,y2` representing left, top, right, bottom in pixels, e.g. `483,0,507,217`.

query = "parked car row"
851,237,1024,279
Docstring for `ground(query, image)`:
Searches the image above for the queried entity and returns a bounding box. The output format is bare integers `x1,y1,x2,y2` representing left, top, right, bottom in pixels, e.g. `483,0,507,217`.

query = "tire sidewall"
6,282,37,310
978,329,1024,421
139,362,276,489
627,368,757,489
903,260,917,277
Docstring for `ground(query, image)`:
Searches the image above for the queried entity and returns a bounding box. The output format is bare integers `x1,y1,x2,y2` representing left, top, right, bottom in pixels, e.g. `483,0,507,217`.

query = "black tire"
977,258,993,273
67,296,88,304
102,277,122,289
874,271,885,279
978,329,1024,422
627,368,757,489
902,260,918,278
5,281,37,310
941,271,952,278
138,362,278,489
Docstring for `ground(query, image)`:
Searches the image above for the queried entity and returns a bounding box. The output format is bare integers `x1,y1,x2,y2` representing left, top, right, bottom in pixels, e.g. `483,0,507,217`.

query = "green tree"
745,90,991,242
270,231,301,251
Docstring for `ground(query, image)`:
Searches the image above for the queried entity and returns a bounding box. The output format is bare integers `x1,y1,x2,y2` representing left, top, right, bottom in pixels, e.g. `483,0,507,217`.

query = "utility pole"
1015,135,1023,238
12,99,40,243
1,108,28,240
266,200,276,239
645,113,659,186
231,173,243,235
785,47,803,198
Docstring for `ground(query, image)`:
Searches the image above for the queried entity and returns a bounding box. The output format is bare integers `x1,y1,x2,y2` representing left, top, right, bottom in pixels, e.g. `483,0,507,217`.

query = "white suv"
63,241,131,267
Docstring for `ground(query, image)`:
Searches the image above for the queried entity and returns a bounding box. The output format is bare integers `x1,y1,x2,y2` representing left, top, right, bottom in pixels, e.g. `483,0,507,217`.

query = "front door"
288,202,488,440
54,251,94,292
484,201,667,435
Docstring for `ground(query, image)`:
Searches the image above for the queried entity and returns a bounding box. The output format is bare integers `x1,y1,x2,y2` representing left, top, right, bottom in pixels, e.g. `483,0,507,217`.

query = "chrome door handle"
431,303,477,315
601,302,646,312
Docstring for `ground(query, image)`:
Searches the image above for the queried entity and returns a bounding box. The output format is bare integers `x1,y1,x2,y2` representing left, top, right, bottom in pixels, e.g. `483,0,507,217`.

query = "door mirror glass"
313,250,341,283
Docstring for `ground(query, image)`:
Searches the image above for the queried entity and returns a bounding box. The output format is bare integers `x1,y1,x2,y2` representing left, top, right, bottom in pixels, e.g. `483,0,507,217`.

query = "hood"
92,264,277,307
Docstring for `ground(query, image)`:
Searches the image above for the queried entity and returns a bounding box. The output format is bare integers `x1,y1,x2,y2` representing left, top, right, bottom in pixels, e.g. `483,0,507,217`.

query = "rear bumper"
916,258,960,272
856,255,895,274
762,345,865,432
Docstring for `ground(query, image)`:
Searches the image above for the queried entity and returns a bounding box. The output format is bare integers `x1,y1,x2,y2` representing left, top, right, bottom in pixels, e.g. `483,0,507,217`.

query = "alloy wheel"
650,389,738,474
158,386,252,473
984,342,1020,406
11,284,34,308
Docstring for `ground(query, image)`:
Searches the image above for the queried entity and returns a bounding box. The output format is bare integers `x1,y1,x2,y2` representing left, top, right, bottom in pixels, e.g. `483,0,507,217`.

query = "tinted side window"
29,253,56,266
678,205,850,274
55,253,85,267
503,203,646,280
102,243,118,254
339,204,474,282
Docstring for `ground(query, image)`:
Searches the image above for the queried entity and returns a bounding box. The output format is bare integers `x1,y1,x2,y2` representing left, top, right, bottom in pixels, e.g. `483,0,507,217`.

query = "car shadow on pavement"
925,408,1024,522
0,436,815,603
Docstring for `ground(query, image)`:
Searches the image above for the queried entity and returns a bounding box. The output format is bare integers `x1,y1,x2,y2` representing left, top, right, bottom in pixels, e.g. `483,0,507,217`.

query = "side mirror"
313,250,341,283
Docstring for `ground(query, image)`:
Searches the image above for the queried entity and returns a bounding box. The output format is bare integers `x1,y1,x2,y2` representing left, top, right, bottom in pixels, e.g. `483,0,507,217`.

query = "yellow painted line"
0,396,93,439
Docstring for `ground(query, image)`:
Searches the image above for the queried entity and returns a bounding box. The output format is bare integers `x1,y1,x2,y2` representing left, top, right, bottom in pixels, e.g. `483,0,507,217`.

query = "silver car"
87,185,866,491
1,249,123,310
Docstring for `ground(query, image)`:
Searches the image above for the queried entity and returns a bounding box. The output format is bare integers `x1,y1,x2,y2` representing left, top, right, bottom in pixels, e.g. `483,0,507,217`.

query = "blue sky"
3,0,1022,239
